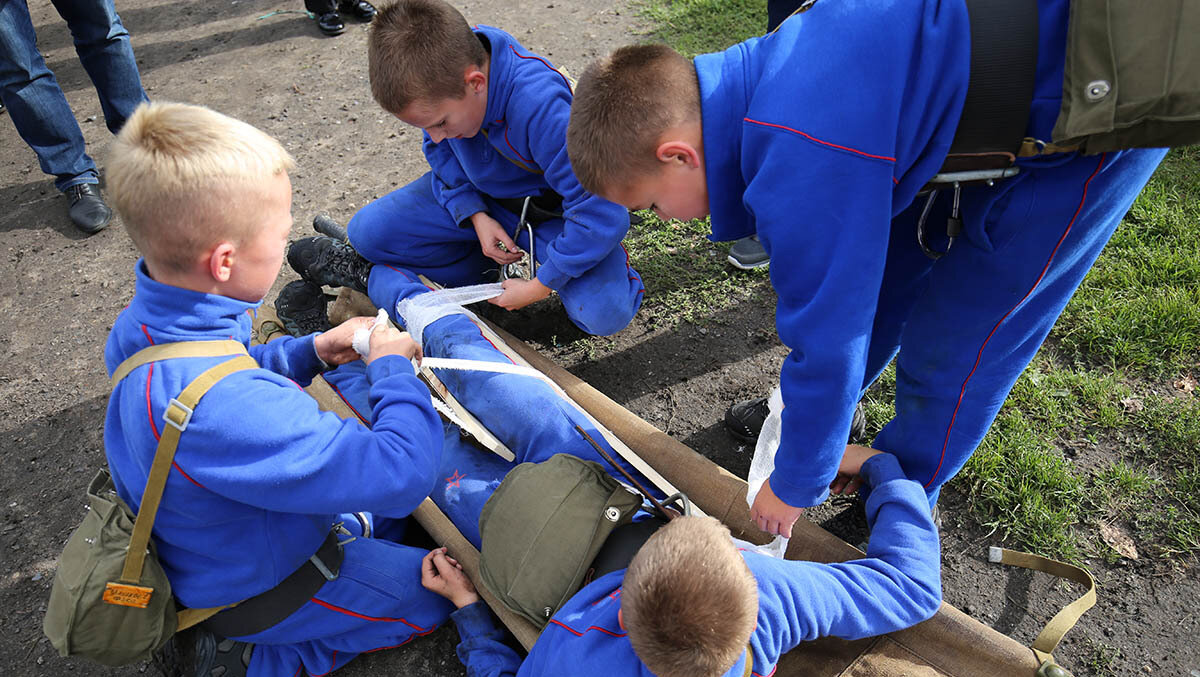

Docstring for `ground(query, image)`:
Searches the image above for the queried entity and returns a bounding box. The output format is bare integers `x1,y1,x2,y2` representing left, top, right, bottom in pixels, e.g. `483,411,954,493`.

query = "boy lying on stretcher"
318,264,944,677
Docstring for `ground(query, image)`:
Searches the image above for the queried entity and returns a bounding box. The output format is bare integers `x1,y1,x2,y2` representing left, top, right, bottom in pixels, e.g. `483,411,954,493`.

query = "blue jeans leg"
51,0,148,134
0,0,96,190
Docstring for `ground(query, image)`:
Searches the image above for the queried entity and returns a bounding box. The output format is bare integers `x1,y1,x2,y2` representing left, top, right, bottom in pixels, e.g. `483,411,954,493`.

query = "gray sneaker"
727,235,769,270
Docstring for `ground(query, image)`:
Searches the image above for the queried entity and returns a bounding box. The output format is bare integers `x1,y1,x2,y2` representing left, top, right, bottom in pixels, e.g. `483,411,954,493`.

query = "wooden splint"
253,300,1071,676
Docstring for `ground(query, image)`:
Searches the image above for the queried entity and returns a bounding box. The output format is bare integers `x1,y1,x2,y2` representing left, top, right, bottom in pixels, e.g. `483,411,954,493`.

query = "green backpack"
44,342,255,666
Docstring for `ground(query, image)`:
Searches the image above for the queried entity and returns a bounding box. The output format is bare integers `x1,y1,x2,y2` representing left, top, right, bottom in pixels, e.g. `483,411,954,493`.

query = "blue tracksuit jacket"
326,265,941,676
696,0,1166,506
103,262,452,676
349,26,643,336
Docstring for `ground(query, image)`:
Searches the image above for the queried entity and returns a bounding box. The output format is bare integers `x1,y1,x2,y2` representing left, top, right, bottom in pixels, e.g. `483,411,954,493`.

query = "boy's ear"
464,66,487,94
207,241,236,283
655,140,701,169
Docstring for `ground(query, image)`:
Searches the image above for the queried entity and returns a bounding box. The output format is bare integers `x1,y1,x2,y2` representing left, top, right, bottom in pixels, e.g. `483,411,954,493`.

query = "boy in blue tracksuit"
326,264,943,677
565,0,1168,537
289,0,643,336
102,101,454,677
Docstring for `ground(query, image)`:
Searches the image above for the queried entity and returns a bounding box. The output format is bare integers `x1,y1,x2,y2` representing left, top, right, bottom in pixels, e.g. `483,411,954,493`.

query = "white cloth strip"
396,283,504,347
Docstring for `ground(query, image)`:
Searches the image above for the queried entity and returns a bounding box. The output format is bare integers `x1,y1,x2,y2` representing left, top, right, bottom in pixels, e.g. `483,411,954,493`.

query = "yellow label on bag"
102,582,154,608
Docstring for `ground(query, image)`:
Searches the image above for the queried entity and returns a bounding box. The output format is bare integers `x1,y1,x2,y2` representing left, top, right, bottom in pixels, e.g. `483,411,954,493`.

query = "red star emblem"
445,469,466,488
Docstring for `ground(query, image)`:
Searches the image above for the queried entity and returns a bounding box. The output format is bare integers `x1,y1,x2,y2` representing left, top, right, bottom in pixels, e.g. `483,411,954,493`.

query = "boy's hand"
364,323,422,365
829,444,882,495
313,316,375,366
489,278,551,311
470,212,523,265
750,479,805,538
421,547,480,609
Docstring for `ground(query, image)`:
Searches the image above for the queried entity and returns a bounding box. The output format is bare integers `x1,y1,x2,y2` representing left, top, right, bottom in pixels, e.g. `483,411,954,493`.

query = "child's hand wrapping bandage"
351,308,392,359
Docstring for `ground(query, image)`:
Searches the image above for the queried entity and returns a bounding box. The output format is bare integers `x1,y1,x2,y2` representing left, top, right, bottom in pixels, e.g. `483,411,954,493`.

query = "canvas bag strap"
988,546,1096,670
110,340,249,386
110,342,255,584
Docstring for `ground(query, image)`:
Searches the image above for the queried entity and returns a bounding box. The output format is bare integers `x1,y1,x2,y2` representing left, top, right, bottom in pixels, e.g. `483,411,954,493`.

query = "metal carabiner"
500,196,538,281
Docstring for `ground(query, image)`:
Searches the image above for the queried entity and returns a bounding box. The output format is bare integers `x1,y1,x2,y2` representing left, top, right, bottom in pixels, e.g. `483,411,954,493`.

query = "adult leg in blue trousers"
349,172,644,336
867,148,1167,506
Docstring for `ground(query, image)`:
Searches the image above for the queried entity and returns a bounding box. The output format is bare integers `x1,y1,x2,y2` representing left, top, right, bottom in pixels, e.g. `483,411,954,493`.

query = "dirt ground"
1,0,1196,675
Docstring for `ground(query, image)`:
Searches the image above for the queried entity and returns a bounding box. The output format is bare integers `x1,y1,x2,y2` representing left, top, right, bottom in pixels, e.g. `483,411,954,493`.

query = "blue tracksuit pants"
867,148,1167,503
347,172,645,336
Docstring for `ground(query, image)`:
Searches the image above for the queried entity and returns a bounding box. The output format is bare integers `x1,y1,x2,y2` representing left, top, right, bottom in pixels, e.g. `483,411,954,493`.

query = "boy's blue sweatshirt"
693,0,1070,506
449,453,941,676
423,25,630,292
102,262,442,608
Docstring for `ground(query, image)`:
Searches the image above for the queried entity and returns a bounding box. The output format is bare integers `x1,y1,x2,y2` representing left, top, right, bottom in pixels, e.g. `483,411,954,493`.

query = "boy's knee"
568,295,640,336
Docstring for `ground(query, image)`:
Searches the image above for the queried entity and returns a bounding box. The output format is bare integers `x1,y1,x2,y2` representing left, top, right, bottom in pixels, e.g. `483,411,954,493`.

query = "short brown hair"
106,102,293,272
567,44,699,194
621,516,758,677
368,0,489,114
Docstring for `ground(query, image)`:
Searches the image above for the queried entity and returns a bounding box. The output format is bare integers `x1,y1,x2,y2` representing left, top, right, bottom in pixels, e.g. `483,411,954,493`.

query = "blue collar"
695,45,753,242
126,259,261,343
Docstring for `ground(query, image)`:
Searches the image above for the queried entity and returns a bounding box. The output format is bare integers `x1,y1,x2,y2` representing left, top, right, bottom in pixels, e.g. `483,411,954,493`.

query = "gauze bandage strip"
351,308,391,359
395,283,504,347
746,386,788,558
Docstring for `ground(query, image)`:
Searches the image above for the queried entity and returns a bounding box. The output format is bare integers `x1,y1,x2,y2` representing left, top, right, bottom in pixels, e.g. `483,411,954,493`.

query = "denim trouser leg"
50,0,148,134
0,0,97,190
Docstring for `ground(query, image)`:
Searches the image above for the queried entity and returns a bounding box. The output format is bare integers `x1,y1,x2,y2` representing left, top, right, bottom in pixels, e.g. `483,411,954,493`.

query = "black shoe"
287,236,372,293
192,628,253,677
64,183,112,235
727,235,769,270
275,280,332,336
724,397,867,443
338,0,376,21
848,402,867,444
315,10,344,35
724,396,770,442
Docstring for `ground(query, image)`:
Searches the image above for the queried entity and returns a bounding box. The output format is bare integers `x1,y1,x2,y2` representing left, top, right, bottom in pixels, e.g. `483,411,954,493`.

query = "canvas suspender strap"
988,546,1096,671
110,342,257,628
110,340,249,386
742,646,753,677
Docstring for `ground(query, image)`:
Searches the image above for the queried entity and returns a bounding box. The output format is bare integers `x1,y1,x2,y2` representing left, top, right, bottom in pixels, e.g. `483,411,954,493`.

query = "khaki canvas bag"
44,341,256,666
478,453,644,628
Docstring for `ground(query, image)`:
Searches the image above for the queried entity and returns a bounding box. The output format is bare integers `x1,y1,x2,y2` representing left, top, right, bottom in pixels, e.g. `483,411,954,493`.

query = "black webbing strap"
939,0,1039,174
201,529,344,638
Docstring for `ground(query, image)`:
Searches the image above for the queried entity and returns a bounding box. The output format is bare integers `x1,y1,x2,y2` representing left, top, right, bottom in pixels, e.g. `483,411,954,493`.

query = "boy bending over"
289,0,643,336
323,267,943,676
103,101,454,677
566,1,1167,537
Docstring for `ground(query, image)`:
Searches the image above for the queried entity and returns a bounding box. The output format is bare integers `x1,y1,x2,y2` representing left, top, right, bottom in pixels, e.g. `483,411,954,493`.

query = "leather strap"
575,425,677,521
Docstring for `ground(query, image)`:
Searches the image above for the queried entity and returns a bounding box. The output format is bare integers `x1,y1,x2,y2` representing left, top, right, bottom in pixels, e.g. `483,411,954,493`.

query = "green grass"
636,0,1200,564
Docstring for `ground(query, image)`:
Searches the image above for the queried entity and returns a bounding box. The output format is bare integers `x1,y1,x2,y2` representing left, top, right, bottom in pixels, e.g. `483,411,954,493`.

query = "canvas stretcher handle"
988,546,1095,668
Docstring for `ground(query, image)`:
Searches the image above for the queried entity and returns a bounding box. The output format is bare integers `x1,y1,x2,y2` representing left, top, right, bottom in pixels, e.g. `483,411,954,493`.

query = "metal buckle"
162,398,194,432
500,196,538,281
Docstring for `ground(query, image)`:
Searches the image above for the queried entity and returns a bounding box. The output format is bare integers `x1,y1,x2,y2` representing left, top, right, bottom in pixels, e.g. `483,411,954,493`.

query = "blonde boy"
103,101,453,677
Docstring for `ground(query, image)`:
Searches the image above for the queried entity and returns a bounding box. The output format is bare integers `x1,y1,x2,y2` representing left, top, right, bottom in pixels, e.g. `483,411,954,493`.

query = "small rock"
85,115,96,122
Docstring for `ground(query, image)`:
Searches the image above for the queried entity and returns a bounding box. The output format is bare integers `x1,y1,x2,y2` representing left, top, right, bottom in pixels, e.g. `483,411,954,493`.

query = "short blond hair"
368,0,489,115
107,102,294,272
567,44,699,194
622,516,758,677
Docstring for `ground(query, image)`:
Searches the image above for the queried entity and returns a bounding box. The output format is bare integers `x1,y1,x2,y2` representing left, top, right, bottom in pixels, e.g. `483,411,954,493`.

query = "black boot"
287,236,373,294
724,397,867,443
275,280,333,336
192,628,253,677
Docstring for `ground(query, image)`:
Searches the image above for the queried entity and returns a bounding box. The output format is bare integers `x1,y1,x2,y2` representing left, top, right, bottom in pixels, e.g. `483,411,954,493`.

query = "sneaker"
64,183,112,235
192,628,253,677
724,398,867,443
724,396,770,442
727,235,769,270
275,280,332,336
287,236,372,294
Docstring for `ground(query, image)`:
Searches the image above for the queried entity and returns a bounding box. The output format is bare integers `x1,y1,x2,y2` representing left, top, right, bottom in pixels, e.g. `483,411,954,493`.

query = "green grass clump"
637,0,767,56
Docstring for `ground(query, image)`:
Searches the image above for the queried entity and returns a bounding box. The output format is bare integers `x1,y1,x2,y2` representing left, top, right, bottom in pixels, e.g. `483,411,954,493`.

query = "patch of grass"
1081,638,1122,676
624,212,771,327
636,0,767,55
1055,147,1200,376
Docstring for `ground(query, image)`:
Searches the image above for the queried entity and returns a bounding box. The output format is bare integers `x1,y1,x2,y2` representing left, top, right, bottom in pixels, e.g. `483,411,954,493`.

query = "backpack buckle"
163,398,195,432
